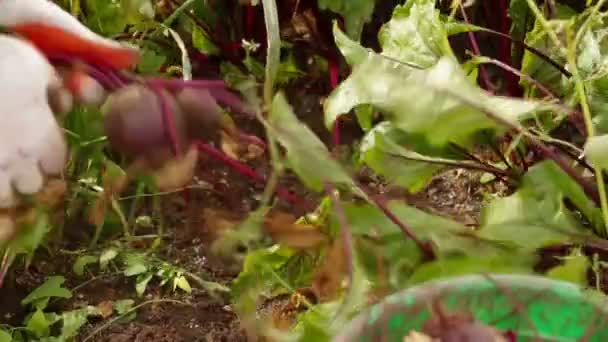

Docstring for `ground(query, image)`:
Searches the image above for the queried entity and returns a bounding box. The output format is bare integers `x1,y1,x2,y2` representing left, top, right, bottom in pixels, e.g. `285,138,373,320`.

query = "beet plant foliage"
2,0,608,341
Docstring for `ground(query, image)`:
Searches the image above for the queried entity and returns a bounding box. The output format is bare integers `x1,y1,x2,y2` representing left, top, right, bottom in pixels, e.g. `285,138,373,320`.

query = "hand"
0,0,139,70
0,36,67,208
0,0,139,208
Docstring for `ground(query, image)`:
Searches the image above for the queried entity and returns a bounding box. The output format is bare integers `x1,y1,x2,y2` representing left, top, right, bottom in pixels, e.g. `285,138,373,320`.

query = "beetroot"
102,84,188,164
175,87,229,143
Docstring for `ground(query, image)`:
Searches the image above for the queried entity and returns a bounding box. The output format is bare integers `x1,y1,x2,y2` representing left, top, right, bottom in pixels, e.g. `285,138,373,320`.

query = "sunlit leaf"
114,299,135,315
25,309,50,338
192,25,220,56
123,253,149,277
231,245,313,315
270,92,354,191
73,255,98,276
121,0,155,24
359,122,455,192
523,160,602,228
332,22,370,66
586,78,608,135
0,329,11,342
275,53,305,85
173,275,192,293
84,0,128,36
136,48,167,74
60,308,90,339
21,276,72,308
135,273,154,297
478,161,600,249
124,262,147,276
546,249,589,285
378,0,453,68
443,19,483,36
508,0,532,57
519,8,574,97
585,135,608,169
10,210,51,256
99,248,119,268
318,0,377,39
407,254,536,285
338,201,503,257
324,55,551,147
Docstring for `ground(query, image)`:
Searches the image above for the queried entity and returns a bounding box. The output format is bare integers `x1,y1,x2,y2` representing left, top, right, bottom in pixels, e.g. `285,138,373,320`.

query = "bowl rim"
333,274,608,342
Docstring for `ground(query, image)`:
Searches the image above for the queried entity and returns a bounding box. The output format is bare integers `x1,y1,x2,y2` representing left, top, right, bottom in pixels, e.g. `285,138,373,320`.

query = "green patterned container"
334,274,608,341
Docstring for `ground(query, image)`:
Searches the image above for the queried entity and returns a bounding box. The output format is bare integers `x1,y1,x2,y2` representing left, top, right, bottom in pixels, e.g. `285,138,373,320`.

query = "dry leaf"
102,170,128,197
270,290,315,334
244,143,265,161
270,304,294,332
97,300,114,319
221,130,265,162
220,130,241,160
202,207,242,238
403,331,435,342
0,179,67,242
0,213,16,242
312,237,347,302
281,9,318,43
264,211,328,250
149,144,199,191
84,163,127,228
87,196,108,228
35,179,67,208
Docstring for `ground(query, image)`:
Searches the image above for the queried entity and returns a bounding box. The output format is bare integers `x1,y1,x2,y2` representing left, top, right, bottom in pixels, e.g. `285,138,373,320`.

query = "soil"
0,164,494,341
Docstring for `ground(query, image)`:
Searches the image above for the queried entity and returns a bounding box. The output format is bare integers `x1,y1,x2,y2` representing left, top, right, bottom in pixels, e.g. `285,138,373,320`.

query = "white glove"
0,0,139,209
0,36,66,208
0,0,139,70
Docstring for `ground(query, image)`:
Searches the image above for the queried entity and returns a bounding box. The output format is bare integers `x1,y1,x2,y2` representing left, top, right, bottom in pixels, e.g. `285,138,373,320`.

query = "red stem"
195,142,305,206
497,0,521,97
361,187,435,260
147,78,226,89
148,82,182,156
460,5,494,92
531,142,600,205
245,2,255,40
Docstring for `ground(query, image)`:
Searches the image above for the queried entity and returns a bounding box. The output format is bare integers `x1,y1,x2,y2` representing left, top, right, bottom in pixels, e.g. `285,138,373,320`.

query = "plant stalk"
566,31,608,235
358,184,435,260
459,4,494,92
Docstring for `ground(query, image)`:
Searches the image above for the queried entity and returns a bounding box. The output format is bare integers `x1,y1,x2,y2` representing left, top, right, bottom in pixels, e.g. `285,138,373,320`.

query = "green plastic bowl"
334,274,608,342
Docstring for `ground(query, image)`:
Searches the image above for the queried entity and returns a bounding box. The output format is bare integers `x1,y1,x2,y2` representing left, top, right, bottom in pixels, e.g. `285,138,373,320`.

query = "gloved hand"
0,0,139,209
